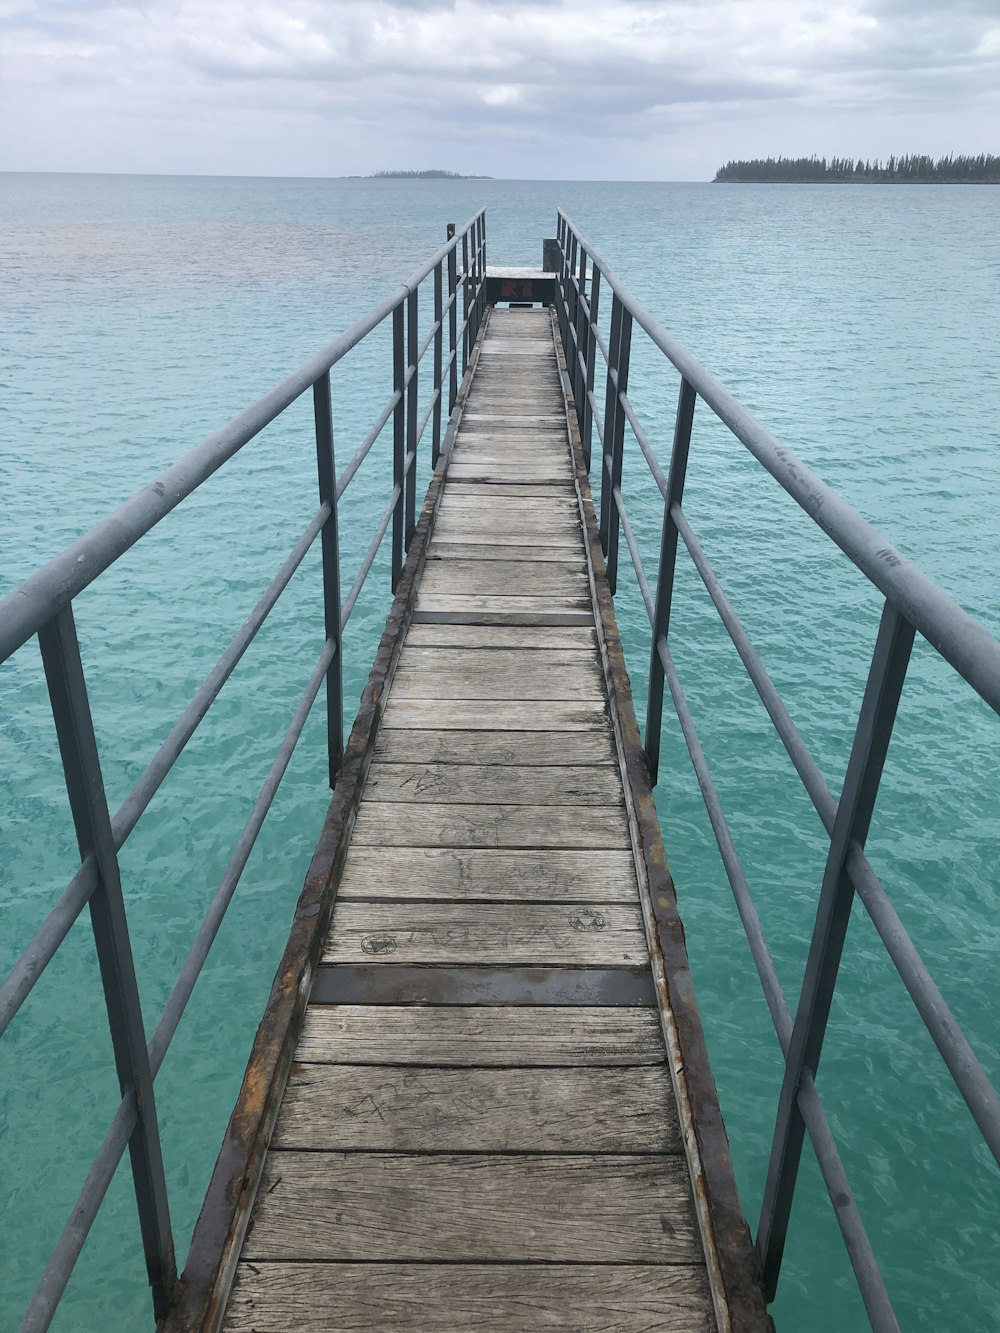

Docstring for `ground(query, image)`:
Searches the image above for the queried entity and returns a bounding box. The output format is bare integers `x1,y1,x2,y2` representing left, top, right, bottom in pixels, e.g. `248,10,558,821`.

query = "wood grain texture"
381,698,606,731
295,1005,665,1066
273,1064,680,1152
418,562,588,597
397,645,598,671
322,901,645,965
372,727,614,765
351,800,630,849
224,1263,715,1332
428,542,584,563
244,1153,701,1264
391,660,603,702
336,846,636,902
365,760,622,806
447,466,571,483
414,594,593,616
430,529,582,549
402,623,595,650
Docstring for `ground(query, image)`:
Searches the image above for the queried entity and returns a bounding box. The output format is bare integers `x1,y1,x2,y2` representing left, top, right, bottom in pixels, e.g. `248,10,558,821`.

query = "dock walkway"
222,307,722,1330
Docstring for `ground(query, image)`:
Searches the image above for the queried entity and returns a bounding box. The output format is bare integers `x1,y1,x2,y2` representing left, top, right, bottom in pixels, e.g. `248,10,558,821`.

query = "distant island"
368,169,493,180
714,154,1000,183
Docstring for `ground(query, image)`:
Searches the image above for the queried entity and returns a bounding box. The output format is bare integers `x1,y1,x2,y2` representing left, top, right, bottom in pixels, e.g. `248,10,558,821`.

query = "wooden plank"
337,846,635,902
391,663,604,701
225,1263,714,1333
414,594,593,617
445,471,570,487
403,623,593,650
434,503,580,522
428,542,584,563
322,902,645,965
462,412,567,423
297,1004,664,1066
397,645,598,672
438,493,579,509
403,622,593,649
371,727,614,766
244,1153,701,1264
273,1065,680,1152
381,698,605,731
365,761,621,806
351,800,629,850
410,609,594,627
430,524,582,547
430,529,581,549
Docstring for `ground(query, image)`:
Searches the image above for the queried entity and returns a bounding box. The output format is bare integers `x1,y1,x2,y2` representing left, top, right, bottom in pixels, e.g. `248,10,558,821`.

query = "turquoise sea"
1,174,998,1330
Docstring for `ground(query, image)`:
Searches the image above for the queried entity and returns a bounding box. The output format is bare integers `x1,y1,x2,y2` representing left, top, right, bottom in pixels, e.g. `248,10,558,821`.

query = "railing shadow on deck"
554,209,1000,1332
0,212,486,1331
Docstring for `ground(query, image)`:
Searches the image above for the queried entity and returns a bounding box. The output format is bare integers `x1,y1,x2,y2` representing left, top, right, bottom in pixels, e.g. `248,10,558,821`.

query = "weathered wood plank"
296,1004,664,1066
430,525,582,548
322,902,644,965
463,410,566,420
371,727,615,766
224,1263,714,1333
337,846,636,901
391,662,603,701
351,800,630,849
428,542,584,563
446,473,570,487
397,645,597,671
430,528,582,549
365,761,621,806
410,608,594,627
414,594,593,617
273,1065,679,1152
403,623,595,650
244,1153,701,1264
381,698,605,731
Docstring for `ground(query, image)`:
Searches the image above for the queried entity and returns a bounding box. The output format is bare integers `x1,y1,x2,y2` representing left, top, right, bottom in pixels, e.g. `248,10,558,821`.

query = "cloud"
1,0,997,177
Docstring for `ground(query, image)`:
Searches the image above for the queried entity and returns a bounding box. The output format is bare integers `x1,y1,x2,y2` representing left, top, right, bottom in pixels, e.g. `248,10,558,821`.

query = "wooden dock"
182,305,766,1332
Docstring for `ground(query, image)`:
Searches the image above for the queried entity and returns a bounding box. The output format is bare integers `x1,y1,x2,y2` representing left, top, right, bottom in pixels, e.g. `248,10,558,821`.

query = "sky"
0,0,997,180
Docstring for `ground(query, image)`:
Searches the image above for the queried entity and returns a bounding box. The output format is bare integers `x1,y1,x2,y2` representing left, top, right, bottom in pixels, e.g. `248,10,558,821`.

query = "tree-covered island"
368,169,493,179
714,154,1000,183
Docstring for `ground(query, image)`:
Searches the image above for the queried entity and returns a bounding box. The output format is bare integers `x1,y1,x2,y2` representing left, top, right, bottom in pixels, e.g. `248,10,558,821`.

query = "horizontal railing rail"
555,209,1000,1331
1,210,486,1332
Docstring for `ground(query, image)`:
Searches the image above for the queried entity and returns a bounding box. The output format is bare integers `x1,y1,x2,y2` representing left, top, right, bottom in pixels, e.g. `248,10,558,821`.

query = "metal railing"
555,210,1000,1330
0,211,486,1331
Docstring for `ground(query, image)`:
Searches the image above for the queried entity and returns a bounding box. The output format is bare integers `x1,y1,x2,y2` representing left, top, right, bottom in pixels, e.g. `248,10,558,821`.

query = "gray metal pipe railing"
2,211,487,1332
555,209,999,1329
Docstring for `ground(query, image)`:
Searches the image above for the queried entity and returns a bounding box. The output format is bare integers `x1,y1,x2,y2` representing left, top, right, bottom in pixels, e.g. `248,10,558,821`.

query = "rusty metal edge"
159,307,493,1333
549,307,774,1333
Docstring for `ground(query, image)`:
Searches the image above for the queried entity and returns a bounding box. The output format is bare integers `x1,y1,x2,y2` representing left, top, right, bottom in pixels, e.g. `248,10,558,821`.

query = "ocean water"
1,173,997,1331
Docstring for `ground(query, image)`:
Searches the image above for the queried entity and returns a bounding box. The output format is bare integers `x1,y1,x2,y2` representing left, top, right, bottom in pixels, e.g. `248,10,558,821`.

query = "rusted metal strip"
159,312,494,1333
550,309,773,1333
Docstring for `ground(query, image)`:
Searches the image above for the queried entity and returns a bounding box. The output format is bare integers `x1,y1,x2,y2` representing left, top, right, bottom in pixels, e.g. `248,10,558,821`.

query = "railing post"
581,266,600,470
405,286,419,547
599,295,632,594
574,244,588,429
313,371,344,785
432,259,444,467
461,228,470,376
756,601,916,1299
645,377,697,784
446,223,458,413
391,300,405,589
567,233,579,357
37,606,177,1321
554,216,567,347
478,212,487,337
